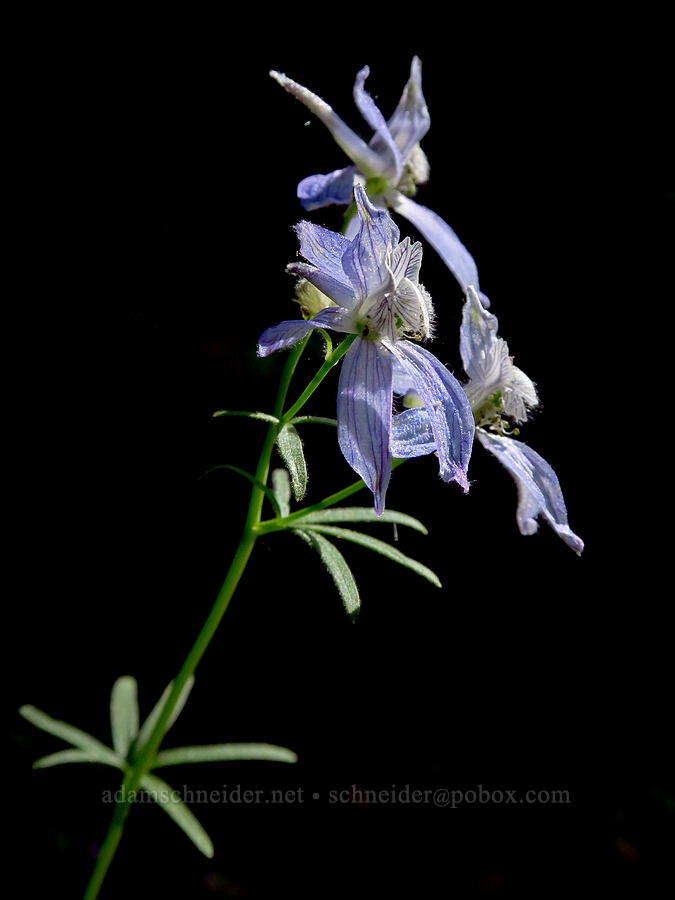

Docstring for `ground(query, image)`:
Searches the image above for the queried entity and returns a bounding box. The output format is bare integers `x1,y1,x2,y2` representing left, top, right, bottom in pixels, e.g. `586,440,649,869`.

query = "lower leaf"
140,772,214,858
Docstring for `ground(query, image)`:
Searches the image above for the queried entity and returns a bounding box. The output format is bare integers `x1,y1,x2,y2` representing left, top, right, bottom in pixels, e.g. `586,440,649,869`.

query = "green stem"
280,334,356,424
82,531,255,899
83,332,357,898
83,337,318,899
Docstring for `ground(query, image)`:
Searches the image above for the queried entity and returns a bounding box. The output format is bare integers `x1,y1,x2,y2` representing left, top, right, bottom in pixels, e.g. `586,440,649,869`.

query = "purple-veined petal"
294,221,352,283
389,192,479,294
460,287,538,419
389,236,412,282
390,407,436,458
386,56,431,161
342,185,400,301
337,337,393,515
390,236,423,285
287,262,357,309
476,430,584,554
387,340,474,490
391,358,416,396
391,277,431,337
460,287,510,394
258,307,356,357
343,208,361,241
353,66,402,182
270,70,387,177
297,166,356,211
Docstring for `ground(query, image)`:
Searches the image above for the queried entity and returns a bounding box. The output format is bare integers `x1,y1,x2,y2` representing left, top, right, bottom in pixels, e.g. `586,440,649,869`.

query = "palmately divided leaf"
271,468,291,519
153,743,298,768
140,772,214,858
298,506,428,533
19,705,122,768
276,424,308,501
134,676,195,759
293,529,360,620
110,676,139,758
304,524,441,588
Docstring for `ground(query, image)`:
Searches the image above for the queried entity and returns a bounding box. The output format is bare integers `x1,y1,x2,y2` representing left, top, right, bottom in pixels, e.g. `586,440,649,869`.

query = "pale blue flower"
258,185,475,514
392,288,583,553
270,58,486,303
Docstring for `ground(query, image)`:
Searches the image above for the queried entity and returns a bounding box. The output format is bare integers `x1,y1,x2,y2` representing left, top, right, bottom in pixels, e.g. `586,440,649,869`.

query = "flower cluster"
262,58,582,553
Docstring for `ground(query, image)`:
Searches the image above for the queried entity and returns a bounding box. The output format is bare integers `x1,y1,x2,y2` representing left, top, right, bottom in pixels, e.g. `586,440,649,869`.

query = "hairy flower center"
472,391,520,436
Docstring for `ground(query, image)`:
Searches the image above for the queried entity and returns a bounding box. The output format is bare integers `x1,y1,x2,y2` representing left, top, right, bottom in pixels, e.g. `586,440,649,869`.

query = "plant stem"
82,530,255,900
280,335,356,424
83,332,349,899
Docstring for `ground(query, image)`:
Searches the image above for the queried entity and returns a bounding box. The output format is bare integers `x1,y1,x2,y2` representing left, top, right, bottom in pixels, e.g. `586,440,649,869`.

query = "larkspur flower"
258,185,475,514
391,287,583,553
270,58,487,304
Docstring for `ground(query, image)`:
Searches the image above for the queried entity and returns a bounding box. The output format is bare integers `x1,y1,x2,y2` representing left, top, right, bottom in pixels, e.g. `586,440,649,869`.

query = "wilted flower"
270,58,486,302
258,185,474,514
392,287,583,553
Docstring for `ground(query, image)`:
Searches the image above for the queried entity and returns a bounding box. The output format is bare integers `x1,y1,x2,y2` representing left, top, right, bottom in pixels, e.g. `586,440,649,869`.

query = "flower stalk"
83,333,353,899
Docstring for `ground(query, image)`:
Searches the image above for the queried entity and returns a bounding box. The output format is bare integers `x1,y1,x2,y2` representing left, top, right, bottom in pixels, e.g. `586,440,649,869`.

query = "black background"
7,10,673,898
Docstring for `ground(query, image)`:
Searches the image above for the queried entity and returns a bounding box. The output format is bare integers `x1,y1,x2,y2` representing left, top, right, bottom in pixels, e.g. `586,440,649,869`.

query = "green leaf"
19,705,122,768
213,409,280,424
303,525,442,588
294,529,360,620
276,424,308,501
298,506,428,534
287,415,338,427
140,772,214,858
153,743,298,768
110,676,139,758
134,676,195,758
271,468,291,519
32,748,121,770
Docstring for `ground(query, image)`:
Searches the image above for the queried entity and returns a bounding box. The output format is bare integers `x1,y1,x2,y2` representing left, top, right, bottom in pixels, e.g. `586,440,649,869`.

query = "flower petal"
476,430,584,554
342,185,400,301
391,277,431,337
390,407,436,458
459,287,510,401
353,66,402,182
294,221,352,283
460,288,538,420
389,192,479,294
270,70,387,177
386,56,431,161
337,337,393,514
297,167,356,211
387,340,474,490
391,358,416,396
258,307,356,357
390,236,423,285
286,262,357,309
501,365,539,424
